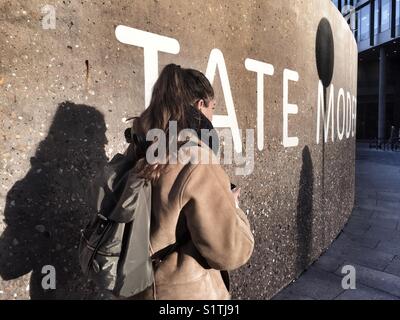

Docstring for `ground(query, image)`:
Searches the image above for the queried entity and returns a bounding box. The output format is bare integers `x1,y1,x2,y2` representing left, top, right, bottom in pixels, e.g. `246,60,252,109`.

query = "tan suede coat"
132,138,254,300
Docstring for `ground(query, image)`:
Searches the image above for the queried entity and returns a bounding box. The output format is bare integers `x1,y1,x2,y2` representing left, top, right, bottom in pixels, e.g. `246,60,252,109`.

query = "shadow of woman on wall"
295,145,314,274
0,101,111,299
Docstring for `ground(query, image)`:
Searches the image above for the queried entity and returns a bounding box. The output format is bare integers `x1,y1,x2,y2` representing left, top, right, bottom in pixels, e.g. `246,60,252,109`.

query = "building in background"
333,0,400,141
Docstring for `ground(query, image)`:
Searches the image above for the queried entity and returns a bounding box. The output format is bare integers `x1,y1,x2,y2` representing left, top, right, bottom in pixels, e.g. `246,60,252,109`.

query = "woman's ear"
195,99,205,110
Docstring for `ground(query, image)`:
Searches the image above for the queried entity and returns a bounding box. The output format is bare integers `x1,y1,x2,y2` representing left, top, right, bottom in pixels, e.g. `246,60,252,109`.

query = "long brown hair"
132,64,214,181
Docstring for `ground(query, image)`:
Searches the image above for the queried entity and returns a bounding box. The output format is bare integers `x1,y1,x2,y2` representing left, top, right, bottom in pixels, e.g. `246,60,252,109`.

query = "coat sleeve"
180,163,255,271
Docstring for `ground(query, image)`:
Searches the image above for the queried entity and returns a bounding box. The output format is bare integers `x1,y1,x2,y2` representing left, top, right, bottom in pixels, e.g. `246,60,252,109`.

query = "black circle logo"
316,18,335,88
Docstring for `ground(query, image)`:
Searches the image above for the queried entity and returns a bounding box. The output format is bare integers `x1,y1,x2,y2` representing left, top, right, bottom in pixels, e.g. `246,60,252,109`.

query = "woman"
129,64,254,300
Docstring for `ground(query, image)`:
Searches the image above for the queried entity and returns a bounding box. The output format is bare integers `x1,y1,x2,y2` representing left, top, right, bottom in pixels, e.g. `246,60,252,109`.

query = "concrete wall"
0,0,358,299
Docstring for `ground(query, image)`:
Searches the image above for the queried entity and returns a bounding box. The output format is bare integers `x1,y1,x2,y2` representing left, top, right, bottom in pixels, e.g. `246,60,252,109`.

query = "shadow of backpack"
78,143,154,298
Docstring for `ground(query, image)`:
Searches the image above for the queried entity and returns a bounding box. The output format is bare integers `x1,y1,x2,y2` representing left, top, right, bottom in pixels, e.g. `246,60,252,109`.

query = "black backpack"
79,137,155,298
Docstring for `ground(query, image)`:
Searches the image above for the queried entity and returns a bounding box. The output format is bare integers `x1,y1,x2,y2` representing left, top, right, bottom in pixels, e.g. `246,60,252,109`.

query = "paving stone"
376,241,400,256
313,254,346,273
280,266,344,300
348,215,369,224
376,192,400,203
340,232,380,249
335,284,399,300
326,241,394,271
367,217,399,230
355,198,377,207
343,218,371,236
356,203,399,214
384,257,400,277
377,200,400,211
372,210,400,221
355,187,377,195
356,190,377,200
352,208,374,219
334,263,400,298
363,226,400,241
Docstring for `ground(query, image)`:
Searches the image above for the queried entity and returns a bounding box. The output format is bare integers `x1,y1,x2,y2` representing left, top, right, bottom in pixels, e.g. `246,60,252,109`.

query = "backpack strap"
150,232,190,269
151,243,180,269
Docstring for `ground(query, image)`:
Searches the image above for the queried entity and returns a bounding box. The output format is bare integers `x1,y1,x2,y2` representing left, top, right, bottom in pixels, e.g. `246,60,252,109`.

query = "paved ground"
273,143,400,300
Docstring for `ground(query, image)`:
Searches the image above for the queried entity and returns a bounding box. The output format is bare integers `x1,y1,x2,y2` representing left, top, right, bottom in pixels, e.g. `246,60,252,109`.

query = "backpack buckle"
97,213,108,221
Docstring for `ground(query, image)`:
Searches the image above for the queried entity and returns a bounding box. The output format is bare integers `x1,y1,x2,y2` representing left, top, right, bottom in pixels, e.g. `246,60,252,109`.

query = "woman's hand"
232,187,241,208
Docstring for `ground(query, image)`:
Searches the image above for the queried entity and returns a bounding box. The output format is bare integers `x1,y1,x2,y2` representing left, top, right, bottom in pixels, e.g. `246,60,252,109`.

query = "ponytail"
131,63,214,180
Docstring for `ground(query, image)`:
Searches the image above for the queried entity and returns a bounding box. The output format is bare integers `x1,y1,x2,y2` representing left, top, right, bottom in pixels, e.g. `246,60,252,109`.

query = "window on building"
375,0,380,35
351,5,359,37
360,4,371,41
397,0,400,26
381,0,391,31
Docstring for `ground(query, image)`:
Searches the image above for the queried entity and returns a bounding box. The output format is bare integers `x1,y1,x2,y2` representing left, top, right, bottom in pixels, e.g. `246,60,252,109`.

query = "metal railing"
369,137,400,150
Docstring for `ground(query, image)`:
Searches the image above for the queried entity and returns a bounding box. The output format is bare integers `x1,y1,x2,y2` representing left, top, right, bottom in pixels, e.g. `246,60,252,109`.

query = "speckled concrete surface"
0,0,357,299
